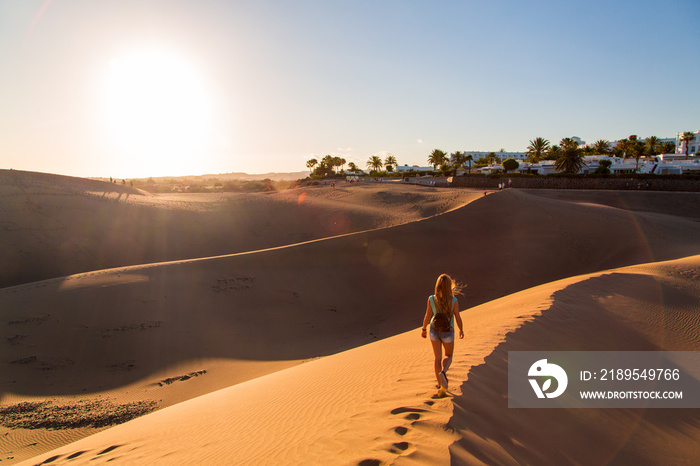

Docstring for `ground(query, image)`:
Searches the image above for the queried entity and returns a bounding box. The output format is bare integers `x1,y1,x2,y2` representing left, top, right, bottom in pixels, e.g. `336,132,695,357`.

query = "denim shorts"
429,326,454,344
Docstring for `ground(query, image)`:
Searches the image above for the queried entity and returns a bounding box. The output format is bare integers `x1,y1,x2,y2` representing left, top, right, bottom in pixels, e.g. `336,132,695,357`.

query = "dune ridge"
449,255,700,465
0,169,475,288
2,170,700,464
13,255,700,465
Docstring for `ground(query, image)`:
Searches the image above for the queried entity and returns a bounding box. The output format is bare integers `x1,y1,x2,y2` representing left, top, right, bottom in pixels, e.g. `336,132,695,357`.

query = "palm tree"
592,139,610,155
526,137,550,163
660,141,676,154
546,145,562,160
625,135,646,171
554,143,584,174
347,162,359,172
329,156,341,174
384,155,397,172
680,131,696,156
306,158,318,174
617,138,630,159
450,151,467,174
560,137,578,150
465,154,474,173
645,136,660,157
367,155,383,172
321,155,334,175
581,144,595,156
428,149,448,170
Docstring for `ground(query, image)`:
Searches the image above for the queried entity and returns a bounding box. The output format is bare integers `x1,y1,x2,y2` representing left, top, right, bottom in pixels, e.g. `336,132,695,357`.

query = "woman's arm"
421,298,432,338
454,300,464,339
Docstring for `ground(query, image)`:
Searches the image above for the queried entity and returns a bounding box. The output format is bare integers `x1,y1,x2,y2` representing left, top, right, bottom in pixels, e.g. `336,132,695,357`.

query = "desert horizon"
1,169,700,465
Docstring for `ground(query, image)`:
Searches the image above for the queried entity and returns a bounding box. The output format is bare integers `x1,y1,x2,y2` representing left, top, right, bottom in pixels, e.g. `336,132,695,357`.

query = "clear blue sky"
1,0,698,178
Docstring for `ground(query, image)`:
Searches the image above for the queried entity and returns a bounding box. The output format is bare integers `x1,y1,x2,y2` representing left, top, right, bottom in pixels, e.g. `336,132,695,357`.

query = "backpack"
430,296,452,333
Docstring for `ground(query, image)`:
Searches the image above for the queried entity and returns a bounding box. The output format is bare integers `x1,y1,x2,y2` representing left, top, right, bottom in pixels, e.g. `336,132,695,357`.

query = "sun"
101,48,212,176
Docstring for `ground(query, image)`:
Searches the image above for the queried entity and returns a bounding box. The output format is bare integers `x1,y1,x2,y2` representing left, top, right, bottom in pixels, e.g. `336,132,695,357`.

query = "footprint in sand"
389,441,415,455
387,407,424,446
393,441,409,451
97,445,121,455
390,407,426,415
390,406,425,421
357,460,381,466
37,454,61,464
374,400,443,463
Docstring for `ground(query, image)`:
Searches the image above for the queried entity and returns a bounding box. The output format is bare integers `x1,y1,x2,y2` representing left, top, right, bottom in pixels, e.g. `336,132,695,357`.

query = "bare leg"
442,341,454,374
430,339,443,387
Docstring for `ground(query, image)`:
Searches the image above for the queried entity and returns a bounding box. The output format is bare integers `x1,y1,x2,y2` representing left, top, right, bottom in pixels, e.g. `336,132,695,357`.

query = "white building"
395,165,434,173
469,154,697,176
512,161,558,175
677,130,700,155
579,156,654,174
464,138,581,164
655,155,700,174
462,151,528,162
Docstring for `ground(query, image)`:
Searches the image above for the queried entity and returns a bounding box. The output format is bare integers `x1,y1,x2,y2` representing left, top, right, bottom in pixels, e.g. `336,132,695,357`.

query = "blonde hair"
434,274,462,315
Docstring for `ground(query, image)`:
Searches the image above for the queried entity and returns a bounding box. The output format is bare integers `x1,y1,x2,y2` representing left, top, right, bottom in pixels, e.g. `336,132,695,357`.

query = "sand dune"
449,255,700,465
526,189,700,221
2,170,700,464
11,256,700,465
0,169,475,288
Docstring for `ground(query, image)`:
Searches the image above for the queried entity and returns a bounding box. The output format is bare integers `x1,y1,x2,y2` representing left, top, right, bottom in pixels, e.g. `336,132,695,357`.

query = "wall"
449,175,700,192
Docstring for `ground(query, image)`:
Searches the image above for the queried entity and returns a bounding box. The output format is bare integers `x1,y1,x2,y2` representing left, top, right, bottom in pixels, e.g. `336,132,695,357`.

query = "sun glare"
101,48,212,176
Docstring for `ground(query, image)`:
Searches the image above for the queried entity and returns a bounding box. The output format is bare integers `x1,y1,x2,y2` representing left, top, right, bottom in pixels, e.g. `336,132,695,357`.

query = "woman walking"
421,274,464,397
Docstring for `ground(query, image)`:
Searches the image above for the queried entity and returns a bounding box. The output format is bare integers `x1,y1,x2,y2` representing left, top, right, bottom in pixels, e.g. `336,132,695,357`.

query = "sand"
0,170,474,288
1,170,699,464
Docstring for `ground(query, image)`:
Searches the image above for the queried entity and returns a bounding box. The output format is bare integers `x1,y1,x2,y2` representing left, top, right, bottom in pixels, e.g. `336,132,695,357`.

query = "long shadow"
448,272,700,465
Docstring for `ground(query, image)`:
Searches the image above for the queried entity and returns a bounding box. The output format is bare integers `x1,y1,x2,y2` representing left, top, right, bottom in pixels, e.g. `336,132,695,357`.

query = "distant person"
421,274,465,397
